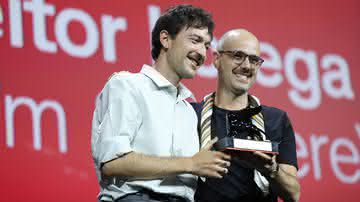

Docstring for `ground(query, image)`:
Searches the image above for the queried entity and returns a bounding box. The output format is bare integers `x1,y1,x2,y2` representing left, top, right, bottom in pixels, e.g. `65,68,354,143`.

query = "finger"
272,155,277,163
204,170,223,178
253,151,272,162
203,137,219,150
215,159,231,167
270,156,278,168
212,165,229,174
264,164,272,170
214,151,231,161
211,172,223,178
222,167,229,174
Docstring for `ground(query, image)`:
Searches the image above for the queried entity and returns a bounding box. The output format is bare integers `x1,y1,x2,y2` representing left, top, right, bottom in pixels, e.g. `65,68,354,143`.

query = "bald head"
213,29,263,96
217,29,260,55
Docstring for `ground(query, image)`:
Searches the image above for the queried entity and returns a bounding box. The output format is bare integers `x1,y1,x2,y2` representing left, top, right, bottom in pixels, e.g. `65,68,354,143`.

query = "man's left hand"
234,151,278,177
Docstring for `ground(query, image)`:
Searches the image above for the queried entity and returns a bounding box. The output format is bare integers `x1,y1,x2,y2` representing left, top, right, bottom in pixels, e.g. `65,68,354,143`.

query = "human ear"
213,51,221,69
159,30,170,49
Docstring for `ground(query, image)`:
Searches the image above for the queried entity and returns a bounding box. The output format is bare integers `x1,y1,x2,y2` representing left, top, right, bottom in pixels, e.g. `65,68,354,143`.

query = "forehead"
180,27,212,42
223,36,260,55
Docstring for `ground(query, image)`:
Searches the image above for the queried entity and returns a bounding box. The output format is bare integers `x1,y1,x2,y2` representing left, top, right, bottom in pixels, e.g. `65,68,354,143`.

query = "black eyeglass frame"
218,50,264,67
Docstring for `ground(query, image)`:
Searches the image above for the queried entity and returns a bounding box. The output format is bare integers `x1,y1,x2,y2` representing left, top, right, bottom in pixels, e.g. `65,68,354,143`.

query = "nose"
240,56,251,68
198,44,207,60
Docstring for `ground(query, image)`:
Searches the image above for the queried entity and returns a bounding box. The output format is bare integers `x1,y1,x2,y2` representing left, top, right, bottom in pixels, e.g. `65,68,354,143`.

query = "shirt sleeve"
278,112,298,169
91,74,141,170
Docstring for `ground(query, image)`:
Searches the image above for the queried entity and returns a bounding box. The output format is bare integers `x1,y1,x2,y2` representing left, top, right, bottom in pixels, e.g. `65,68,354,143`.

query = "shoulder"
261,105,288,120
261,105,293,130
104,71,149,93
97,71,145,105
107,71,141,86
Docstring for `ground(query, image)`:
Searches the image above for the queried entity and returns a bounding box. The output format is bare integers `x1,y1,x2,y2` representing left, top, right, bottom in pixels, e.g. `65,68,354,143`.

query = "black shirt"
191,103,298,202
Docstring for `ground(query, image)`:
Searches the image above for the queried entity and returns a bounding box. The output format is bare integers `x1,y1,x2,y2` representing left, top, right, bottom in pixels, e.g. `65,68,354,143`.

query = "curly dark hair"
151,5,214,60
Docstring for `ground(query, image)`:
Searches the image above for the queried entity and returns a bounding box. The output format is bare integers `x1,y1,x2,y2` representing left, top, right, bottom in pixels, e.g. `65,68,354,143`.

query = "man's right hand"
189,137,231,178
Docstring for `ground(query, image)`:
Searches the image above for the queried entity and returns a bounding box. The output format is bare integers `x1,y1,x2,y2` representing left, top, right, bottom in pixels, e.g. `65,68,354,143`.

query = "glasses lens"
232,51,246,63
220,50,264,66
249,55,263,66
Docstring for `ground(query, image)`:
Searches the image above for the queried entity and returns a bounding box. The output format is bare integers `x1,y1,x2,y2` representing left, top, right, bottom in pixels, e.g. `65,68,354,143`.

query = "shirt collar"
140,64,194,101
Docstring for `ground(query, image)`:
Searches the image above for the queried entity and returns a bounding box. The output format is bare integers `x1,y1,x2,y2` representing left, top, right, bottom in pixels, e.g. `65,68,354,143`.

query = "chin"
232,85,249,94
181,68,197,78
231,88,247,96
182,72,196,79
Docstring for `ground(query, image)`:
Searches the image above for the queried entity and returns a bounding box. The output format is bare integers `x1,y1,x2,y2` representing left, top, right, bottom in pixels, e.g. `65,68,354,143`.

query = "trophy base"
214,137,279,155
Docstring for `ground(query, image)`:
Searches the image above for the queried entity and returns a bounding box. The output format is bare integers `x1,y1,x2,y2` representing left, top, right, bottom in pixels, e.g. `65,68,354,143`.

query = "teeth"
234,73,249,80
233,70,250,77
189,57,199,66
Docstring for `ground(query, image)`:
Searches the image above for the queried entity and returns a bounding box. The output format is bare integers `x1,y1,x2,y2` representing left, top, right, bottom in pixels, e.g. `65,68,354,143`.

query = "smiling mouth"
232,69,252,79
187,53,204,68
188,56,201,67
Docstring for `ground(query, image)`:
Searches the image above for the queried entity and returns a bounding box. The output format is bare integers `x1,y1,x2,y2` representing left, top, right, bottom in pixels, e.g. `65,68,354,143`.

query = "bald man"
192,29,300,202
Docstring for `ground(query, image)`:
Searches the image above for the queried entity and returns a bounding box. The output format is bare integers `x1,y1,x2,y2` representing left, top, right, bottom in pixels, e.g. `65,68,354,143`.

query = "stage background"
0,0,359,201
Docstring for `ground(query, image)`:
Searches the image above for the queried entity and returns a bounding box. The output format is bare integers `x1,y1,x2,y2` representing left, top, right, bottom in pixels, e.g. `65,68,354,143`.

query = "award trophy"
214,106,279,155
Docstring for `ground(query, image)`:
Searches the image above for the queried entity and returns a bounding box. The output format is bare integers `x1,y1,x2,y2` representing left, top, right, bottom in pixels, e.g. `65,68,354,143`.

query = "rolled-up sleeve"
91,74,141,170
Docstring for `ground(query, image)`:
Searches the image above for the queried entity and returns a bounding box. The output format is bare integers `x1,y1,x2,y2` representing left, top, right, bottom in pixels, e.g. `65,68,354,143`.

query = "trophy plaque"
214,106,279,155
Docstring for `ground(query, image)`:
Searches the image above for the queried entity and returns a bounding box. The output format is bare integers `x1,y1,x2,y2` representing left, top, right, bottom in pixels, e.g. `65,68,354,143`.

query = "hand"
189,137,231,178
235,151,278,177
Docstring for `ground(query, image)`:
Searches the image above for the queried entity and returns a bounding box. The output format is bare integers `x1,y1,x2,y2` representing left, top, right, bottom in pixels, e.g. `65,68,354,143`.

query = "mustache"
188,53,205,66
232,67,254,77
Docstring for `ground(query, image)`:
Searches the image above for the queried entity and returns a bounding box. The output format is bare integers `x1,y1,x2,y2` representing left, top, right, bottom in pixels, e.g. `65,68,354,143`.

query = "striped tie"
200,93,215,148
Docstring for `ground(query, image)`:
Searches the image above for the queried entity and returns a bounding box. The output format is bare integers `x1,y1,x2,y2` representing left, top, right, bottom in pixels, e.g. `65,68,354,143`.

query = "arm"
260,111,300,201
267,163,300,202
236,152,300,202
236,111,300,201
93,75,230,180
102,138,231,179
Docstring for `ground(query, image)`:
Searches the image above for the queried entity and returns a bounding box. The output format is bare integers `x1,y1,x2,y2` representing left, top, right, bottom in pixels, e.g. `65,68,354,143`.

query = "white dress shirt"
91,64,199,201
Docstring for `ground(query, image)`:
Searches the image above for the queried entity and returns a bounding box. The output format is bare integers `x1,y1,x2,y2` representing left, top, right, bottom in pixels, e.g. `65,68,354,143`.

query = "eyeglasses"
218,50,264,67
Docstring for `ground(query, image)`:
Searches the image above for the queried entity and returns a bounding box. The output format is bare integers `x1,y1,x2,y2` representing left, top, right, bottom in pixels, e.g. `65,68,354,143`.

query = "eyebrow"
189,34,211,45
231,49,259,57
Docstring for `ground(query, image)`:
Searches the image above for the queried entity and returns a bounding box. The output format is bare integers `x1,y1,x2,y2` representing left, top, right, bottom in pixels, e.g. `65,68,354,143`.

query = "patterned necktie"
199,92,270,195
200,93,215,148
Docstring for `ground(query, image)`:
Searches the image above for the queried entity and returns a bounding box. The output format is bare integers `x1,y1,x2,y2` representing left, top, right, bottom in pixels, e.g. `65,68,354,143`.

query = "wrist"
182,157,194,174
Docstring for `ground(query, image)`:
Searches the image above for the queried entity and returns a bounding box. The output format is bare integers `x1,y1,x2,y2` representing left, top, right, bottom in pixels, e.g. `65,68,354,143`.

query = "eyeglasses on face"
218,50,264,67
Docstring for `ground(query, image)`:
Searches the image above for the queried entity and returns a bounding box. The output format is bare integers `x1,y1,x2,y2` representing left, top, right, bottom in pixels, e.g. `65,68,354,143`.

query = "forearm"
102,152,191,179
268,165,300,202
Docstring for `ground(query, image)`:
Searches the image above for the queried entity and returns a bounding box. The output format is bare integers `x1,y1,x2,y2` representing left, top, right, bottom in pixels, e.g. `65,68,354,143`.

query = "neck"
152,56,180,87
215,86,249,110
